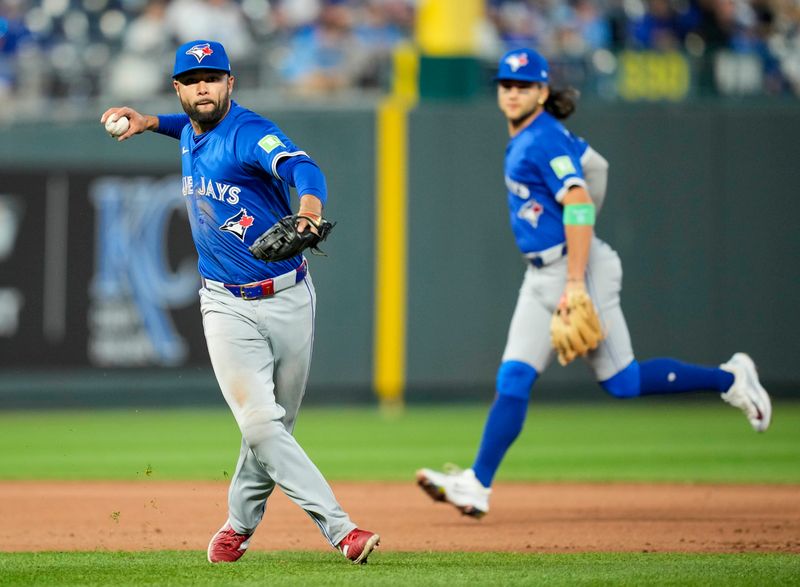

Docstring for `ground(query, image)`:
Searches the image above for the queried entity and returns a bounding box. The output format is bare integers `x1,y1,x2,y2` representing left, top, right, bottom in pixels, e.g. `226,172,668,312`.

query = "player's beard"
508,104,540,128
181,93,230,127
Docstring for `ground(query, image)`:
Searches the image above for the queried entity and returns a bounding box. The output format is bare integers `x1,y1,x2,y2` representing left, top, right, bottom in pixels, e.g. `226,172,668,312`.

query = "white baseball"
105,115,130,137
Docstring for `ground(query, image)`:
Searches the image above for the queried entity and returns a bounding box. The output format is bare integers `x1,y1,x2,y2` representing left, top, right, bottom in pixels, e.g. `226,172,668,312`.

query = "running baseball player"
101,40,379,564
416,47,772,518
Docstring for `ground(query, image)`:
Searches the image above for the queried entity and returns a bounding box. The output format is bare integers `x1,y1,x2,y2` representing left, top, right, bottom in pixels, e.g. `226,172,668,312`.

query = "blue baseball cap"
494,48,549,84
173,40,231,79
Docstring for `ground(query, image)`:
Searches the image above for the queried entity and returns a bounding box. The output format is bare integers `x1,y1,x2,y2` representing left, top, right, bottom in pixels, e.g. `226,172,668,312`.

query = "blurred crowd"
1,0,799,111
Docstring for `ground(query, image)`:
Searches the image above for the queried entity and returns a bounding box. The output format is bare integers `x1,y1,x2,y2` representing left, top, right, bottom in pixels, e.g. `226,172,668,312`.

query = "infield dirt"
2,481,798,553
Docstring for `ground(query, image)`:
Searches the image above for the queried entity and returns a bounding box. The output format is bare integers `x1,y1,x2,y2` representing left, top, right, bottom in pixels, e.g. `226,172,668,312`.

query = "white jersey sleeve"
580,146,609,214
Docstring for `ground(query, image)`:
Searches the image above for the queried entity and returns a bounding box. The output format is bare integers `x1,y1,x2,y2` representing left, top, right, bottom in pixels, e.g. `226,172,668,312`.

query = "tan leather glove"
550,285,605,366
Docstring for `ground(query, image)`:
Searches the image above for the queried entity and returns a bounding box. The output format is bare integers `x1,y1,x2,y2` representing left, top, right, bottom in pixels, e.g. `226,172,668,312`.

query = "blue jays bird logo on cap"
186,43,214,63
495,48,549,83
173,39,231,78
505,52,529,73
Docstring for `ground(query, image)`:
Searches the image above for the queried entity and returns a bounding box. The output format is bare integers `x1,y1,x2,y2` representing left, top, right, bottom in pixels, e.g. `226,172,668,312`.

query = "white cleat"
416,466,491,518
720,352,772,432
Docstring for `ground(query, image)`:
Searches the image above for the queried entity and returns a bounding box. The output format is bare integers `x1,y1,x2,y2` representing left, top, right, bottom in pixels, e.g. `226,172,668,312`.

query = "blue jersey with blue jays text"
178,101,312,283
504,112,588,254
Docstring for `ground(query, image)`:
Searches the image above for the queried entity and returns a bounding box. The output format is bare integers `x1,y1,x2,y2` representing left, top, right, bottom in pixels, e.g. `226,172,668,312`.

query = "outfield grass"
0,551,798,587
0,401,797,482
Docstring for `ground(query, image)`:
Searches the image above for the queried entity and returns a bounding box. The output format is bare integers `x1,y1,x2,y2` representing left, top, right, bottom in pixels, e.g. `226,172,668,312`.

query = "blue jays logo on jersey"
517,198,544,227
219,208,255,241
186,43,214,63
504,52,529,72
195,176,241,204
505,175,530,199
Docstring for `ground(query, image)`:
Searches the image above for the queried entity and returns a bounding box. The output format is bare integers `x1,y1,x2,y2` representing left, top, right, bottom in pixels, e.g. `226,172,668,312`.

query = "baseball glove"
249,214,335,263
550,286,605,366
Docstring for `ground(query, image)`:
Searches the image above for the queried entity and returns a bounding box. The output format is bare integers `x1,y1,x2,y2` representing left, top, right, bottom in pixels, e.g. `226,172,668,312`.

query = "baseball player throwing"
416,48,772,518
101,40,379,564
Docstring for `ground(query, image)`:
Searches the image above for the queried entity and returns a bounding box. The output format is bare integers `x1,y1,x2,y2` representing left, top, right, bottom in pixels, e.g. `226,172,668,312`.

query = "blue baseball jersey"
176,101,316,283
504,112,588,254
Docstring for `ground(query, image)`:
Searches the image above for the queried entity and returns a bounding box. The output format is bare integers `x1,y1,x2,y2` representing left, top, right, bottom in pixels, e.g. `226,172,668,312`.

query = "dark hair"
544,87,579,119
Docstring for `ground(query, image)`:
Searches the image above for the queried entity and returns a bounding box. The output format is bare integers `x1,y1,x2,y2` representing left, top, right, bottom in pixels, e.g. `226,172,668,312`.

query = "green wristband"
563,203,596,226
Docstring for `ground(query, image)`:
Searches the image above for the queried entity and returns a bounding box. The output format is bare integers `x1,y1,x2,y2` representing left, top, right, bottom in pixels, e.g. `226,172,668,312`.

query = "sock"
471,395,528,488
639,358,734,395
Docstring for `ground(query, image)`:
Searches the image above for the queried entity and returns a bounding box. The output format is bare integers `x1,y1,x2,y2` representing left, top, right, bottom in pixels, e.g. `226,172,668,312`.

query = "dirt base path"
2,481,798,553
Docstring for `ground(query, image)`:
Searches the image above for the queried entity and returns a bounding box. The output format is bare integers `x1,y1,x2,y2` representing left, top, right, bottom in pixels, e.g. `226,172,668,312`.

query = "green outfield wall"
0,100,797,406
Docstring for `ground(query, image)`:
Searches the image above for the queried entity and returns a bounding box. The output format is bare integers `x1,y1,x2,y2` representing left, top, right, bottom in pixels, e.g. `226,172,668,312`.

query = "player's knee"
599,360,641,399
496,360,538,401
240,407,285,446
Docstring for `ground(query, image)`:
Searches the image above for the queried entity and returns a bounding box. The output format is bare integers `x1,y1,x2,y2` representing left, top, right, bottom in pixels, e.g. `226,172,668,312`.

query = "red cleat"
337,528,380,564
207,522,252,563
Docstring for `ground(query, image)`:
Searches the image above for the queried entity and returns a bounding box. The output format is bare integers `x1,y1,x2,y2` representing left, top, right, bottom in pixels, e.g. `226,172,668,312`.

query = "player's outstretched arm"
550,185,604,365
561,185,594,289
99,107,158,142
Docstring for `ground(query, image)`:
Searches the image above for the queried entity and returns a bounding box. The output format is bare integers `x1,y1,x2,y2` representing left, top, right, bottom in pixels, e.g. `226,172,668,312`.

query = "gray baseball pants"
199,272,356,547
502,237,635,382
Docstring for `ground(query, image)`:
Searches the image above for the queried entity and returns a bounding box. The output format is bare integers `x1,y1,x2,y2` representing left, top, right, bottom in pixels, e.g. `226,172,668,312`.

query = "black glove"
248,214,335,263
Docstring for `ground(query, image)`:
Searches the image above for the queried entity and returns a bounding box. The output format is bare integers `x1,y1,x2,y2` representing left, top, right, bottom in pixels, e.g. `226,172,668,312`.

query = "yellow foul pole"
373,44,418,411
